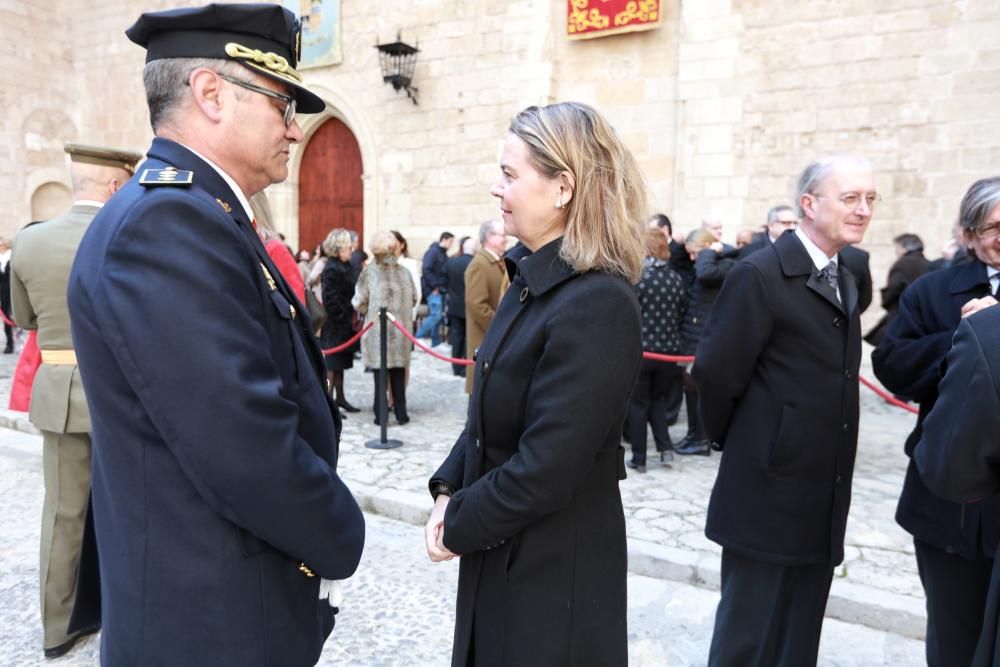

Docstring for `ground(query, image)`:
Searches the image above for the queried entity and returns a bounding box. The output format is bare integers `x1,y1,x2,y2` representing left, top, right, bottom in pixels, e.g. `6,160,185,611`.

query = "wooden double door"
298,118,363,255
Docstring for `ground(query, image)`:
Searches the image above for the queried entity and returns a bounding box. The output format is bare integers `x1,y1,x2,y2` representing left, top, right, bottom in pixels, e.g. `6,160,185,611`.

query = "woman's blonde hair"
322,228,352,257
369,230,398,258
509,102,647,283
685,229,715,248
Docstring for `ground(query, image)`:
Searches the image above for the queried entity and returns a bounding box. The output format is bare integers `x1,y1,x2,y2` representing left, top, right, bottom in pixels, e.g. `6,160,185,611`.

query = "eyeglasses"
974,222,1000,240
811,192,882,211
217,73,297,127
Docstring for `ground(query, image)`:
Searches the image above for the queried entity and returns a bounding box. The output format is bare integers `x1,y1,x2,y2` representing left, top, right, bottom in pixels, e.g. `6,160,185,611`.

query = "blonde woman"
425,102,646,666
352,231,416,425
320,229,359,414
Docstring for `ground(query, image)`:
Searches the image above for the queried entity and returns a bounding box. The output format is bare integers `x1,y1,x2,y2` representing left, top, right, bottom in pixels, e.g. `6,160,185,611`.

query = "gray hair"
795,155,873,217
958,177,1000,232
322,229,352,257
478,219,501,244
143,58,246,132
893,233,924,253
767,204,795,224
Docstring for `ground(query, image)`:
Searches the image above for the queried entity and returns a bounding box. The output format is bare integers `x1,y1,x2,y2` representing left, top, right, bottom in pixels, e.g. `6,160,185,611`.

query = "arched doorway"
30,182,72,222
298,118,363,254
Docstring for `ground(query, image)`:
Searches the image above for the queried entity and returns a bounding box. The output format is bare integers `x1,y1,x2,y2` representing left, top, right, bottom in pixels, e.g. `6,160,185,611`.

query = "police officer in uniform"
66,5,365,665
11,143,141,659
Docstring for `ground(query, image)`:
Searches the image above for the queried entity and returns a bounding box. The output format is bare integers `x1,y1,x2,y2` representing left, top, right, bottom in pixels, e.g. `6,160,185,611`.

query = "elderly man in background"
65,5,365,665
694,155,876,665
11,143,141,659
738,204,798,258
464,219,509,394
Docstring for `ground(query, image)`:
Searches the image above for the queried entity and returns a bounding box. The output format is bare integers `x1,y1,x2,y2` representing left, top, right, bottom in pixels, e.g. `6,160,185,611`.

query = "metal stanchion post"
366,307,402,449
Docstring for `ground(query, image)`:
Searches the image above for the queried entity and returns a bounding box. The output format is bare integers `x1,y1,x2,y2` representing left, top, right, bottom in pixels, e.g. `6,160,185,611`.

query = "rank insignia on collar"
216,198,232,213
260,263,277,291
139,167,194,186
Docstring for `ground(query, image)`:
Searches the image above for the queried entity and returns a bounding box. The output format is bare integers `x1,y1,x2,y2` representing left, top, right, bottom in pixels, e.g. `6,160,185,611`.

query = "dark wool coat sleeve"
442,277,641,554
692,261,773,443
871,276,956,406
915,307,1000,503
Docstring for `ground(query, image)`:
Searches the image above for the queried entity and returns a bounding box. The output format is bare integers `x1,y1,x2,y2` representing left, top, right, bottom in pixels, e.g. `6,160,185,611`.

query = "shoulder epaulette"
139,167,194,187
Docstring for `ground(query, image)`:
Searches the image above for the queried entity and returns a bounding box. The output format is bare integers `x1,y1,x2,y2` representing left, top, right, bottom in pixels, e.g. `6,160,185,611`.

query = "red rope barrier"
642,351,695,363
389,316,474,366
381,310,919,414
321,322,374,356
0,310,15,328
858,374,920,415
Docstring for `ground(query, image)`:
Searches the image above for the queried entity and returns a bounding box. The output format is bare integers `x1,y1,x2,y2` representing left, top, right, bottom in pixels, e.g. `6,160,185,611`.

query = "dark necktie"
819,261,839,296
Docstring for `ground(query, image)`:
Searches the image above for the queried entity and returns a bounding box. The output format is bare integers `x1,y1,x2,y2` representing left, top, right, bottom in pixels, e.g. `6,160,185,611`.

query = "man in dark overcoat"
65,5,365,665
693,155,876,666
872,176,1000,666
913,303,1000,666
864,233,930,345
445,237,475,376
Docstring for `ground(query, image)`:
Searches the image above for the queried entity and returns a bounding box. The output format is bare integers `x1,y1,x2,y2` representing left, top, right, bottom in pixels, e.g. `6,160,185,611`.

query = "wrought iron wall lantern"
375,32,419,105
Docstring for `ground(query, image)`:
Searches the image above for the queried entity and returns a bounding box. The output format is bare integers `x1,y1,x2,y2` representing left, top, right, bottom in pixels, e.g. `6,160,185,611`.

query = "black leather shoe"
625,459,646,473
44,625,100,659
397,415,410,425
337,399,360,413
675,438,711,456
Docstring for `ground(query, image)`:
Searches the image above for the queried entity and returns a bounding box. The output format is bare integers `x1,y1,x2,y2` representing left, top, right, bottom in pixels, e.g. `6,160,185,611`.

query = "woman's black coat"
319,258,356,351
680,247,736,355
430,239,642,667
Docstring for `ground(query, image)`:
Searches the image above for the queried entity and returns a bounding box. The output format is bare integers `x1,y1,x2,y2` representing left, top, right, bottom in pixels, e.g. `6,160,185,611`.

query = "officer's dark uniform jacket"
67,138,365,666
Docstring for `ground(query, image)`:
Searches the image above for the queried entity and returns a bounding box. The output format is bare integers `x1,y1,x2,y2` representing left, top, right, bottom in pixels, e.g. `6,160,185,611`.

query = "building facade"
4,0,1000,323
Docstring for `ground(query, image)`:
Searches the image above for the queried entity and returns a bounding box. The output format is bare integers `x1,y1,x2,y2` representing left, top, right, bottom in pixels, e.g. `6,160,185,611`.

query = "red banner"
567,0,661,40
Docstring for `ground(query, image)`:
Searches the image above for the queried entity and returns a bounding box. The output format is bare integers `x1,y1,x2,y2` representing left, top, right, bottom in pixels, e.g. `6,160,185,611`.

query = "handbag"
306,288,327,329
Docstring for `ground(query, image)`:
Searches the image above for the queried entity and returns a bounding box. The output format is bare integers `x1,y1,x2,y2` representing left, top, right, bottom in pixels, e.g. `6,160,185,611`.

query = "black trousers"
708,549,833,667
682,370,704,438
626,359,681,465
915,538,993,667
449,316,467,377
372,367,407,422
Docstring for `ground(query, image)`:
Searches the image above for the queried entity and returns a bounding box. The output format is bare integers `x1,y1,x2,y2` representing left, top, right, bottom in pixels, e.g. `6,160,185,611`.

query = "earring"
555,194,563,210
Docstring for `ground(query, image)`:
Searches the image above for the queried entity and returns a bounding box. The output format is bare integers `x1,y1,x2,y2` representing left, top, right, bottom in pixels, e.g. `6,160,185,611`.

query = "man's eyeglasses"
217,73,296,127
810,192,882,211
974,222,1000,240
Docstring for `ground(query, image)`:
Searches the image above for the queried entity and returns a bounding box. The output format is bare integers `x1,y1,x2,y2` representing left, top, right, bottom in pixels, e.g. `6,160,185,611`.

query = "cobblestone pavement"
0,336,930,657
0,422,922,664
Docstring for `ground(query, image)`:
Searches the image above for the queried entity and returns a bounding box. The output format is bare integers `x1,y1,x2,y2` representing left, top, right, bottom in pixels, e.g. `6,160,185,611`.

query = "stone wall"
3,0,1000,325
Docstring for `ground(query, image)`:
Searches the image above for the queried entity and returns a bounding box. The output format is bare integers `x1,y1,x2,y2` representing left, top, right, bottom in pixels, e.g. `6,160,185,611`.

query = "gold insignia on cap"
216,198,232,213
295,29,302,63
225,42,302,82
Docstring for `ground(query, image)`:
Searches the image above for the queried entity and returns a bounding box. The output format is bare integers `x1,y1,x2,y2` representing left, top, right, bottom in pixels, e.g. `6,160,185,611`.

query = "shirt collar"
73,200,104,209
180,143,254,221
794,227,838,271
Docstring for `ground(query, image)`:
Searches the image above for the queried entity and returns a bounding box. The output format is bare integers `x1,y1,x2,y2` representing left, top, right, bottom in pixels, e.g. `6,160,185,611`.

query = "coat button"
473,348,479,361
481,360,490,375
833,317,841,327
835,474,843,485
844,369,852,379
519,287,529,303
842,423,849,432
